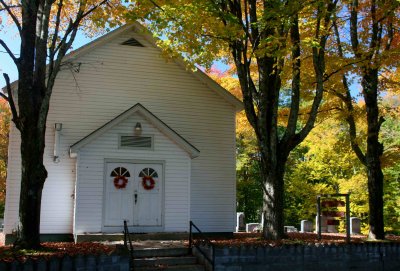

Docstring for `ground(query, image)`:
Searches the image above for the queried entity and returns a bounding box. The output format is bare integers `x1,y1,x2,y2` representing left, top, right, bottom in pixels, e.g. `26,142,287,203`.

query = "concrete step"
134,247,189,258
135,264,205,271
134,256,197,267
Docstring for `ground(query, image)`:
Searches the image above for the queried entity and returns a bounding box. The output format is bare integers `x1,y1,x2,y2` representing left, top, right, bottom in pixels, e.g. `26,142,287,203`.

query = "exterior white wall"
3,124,20,233
4,123,75,234
4,27,237,234
75,112,190,233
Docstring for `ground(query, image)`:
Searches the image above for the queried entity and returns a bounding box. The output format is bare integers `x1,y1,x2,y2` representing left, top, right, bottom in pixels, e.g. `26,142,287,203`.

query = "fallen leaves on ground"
0,242,115,263
207,232,399,247
0,232,398,263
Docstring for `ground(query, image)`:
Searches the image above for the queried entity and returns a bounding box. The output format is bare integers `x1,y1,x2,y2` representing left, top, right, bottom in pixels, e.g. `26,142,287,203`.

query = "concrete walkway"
99,239,188,249
132,240,188,249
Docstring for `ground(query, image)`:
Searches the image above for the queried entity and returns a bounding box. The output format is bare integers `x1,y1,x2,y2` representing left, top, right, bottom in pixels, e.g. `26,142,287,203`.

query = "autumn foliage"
0,242,114,262
0,99,10,217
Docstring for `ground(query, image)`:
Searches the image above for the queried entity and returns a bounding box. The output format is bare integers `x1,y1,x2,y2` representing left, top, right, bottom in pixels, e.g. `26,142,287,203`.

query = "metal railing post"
124,220,128,247
189,220,215,271
189,221,193,254
317,196,321,240
123,220,134,271
345,193,350,243
212,245,215,271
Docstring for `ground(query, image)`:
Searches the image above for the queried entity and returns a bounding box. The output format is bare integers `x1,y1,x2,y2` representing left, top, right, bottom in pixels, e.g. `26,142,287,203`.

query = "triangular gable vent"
120,135,152,148
70,103,200,159
121,38,144,47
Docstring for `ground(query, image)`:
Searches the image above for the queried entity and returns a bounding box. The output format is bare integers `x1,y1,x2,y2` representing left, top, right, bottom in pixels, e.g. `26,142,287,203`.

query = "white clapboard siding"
4,25,237,234
75,113,190,233
3,124,21,233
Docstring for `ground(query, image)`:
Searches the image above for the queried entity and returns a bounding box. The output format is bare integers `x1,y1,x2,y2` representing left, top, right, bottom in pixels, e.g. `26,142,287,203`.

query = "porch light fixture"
134,122,142,134
54,123,62,163
55,123,63,131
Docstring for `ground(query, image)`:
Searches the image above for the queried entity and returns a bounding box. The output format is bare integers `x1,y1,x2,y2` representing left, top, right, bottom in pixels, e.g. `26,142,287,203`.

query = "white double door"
104,163,162,228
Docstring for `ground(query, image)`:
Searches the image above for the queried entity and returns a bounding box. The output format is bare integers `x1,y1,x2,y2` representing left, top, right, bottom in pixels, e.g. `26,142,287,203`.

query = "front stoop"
75,232,188,243
134,247,205,271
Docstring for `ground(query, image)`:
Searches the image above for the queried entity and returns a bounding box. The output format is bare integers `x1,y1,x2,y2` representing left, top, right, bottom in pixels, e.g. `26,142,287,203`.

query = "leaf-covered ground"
0,242,115,262
0,233,399,262
209,232,400,247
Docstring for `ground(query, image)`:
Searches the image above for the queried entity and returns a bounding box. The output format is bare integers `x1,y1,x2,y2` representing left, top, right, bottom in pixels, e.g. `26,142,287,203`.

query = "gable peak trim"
69,103,200,159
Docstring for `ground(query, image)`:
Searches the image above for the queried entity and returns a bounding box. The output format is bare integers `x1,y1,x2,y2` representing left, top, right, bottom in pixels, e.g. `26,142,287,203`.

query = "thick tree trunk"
17,123,47,248
3,0,102,250
219,0,334,241
362,70,385,240
261,153,287,240
366,156,384,239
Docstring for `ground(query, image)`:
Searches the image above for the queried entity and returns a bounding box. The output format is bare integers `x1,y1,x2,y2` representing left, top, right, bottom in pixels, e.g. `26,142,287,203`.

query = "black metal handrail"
189,220,215,270
123,220,134,270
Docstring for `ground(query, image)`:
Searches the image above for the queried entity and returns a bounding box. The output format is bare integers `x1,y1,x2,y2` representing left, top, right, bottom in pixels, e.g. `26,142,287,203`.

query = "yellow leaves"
380,97,400,168
0,99,10,205
338,173,369,212
236,111,255,139
381,146,400,168
302,37,321,49
128,0,233,67
380,69,400,95
206,66,256,141
0,0,129,41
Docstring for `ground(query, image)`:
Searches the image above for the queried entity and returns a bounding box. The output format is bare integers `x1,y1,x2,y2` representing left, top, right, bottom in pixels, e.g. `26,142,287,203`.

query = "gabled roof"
3,23,243,110
70,103,200,159
65,23,243,112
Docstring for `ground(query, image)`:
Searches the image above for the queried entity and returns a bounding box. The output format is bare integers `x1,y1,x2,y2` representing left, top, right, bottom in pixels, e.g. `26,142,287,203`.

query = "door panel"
104,163,134,226
134,164,162,226
104,163,162,228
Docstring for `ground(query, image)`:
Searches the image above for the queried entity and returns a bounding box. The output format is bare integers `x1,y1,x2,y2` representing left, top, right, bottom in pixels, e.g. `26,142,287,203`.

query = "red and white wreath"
142,176,155,190
114,175,128,189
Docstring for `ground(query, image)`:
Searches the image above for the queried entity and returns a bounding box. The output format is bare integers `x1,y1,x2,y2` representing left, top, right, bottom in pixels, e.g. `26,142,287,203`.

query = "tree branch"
148,0,165,12
349,0,360,58
0,0,22,33
2,73,20,129
296,0,338,148
385,14,394,51
323,58,365,81
81,0,108,18
47,0,109,102
332,16,367,165
0,4,20,11
282,12,300,144
0,39,19,68
48,0,64,77
35,0,54,97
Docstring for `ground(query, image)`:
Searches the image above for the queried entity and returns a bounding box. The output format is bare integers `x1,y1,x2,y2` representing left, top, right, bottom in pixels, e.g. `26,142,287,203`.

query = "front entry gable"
72,105,193,234
69,103,200,158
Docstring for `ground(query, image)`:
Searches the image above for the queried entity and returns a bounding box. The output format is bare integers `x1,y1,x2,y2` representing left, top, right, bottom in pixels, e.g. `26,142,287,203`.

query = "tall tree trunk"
13,0,47,248
1,0,108,249
261,153,287,239
18,124,47,248
362,69,385,240
334,7,387,239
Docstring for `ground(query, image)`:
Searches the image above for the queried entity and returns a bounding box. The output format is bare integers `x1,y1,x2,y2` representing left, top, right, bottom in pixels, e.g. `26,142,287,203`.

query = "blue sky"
0,27,230,88
1,25,361,98
0,29,93,87
0,28,20,86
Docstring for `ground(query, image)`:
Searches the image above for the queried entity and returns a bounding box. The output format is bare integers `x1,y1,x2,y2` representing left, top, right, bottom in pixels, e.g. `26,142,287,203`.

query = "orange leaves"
209,232,369,247
0,242,115,262
206,66,256,138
